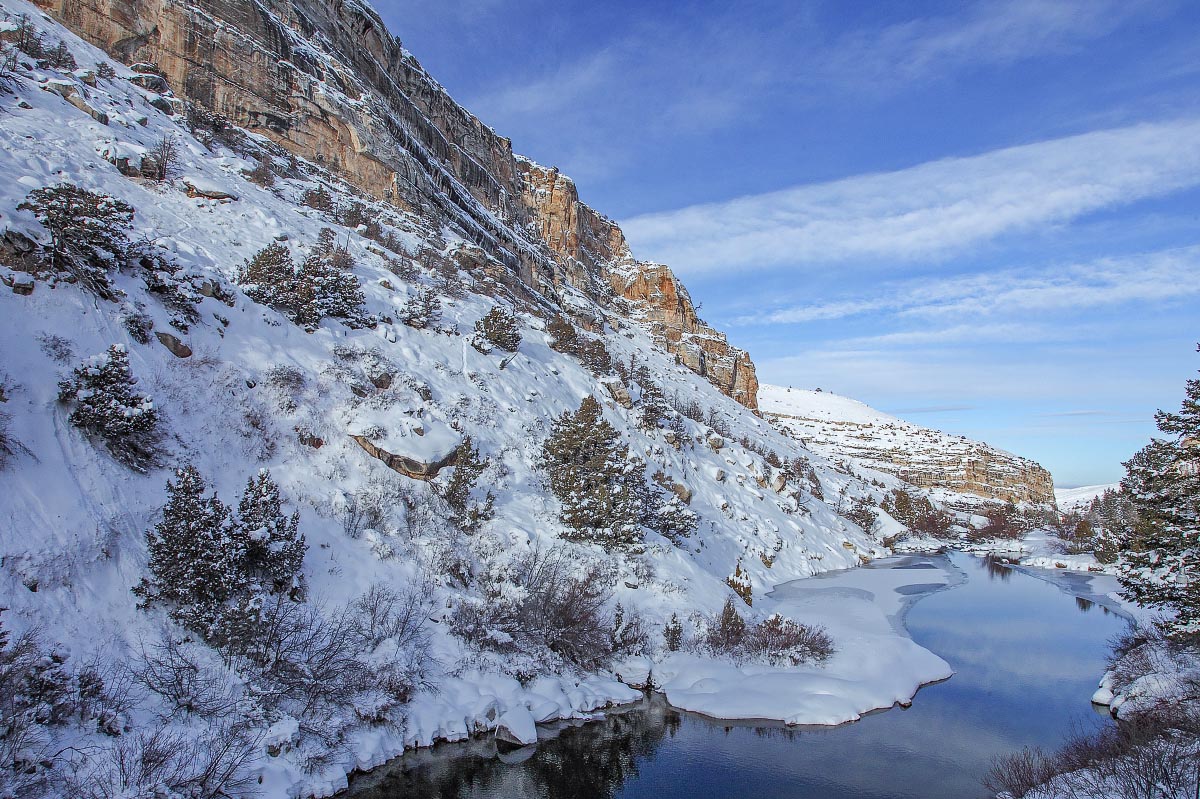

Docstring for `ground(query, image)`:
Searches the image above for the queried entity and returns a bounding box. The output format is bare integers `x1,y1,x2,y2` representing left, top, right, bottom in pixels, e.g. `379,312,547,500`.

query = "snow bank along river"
344,552,1130,799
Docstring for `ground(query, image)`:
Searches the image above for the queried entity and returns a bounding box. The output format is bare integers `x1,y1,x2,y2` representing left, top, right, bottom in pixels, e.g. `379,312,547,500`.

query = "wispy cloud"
743,245,1200,326
823,0,1163,91
623,119,1200,275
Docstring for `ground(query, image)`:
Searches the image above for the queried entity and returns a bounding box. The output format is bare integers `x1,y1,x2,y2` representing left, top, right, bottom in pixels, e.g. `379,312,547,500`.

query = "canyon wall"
35,0,759,409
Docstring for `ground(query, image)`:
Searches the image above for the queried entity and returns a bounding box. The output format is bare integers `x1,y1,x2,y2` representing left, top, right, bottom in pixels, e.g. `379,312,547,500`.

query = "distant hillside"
759,386,1056,506
1055,484,1120,511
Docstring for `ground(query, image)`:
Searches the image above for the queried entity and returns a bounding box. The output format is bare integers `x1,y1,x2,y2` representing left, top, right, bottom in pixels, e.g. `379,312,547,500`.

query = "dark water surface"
347,552,1127,799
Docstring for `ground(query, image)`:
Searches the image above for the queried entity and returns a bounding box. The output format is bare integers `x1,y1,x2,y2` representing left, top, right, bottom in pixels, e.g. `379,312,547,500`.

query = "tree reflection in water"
346,695,679,799
982,555,1013,582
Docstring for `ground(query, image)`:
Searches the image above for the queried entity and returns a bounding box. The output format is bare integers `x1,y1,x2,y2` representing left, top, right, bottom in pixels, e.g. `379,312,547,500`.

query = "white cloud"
826,0,1160,90
745,245,1200,326
622,119,1200,275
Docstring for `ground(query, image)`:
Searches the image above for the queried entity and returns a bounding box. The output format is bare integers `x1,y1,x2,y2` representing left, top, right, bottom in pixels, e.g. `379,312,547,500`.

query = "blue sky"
375,0,1200,487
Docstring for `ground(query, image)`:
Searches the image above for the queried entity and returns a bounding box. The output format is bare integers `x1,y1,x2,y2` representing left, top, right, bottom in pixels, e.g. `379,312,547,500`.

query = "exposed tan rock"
351,434,458,480
154,331,192,358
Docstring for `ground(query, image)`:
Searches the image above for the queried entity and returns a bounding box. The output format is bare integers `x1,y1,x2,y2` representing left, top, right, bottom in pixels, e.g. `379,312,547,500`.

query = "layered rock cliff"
759,386,1057,506
35,0,758,409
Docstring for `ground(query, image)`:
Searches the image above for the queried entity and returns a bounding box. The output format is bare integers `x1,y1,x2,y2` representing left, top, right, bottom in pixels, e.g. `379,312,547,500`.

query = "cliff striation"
34,0,759,409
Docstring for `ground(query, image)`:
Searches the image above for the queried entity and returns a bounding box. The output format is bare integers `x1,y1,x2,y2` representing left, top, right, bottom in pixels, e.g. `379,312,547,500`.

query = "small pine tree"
19,184,134,297
300,240,366,324
441,436,495,533
540,396,642,549
473,306,521,352
643,471,698,543
58,345,158,468
664,613,683,652
236,241,313,324
401,286,441,330
633,366,669,430
134,467,247,638
236,469,306,598
708,597,747,652
96,60,117,80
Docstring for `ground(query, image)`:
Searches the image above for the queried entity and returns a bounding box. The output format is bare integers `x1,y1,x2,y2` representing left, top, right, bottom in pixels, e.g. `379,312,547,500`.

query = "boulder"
670,481,692,504
154,331,192,358
707,434,724,451
183,180,238,201
494,707,538,747
602,379,633,409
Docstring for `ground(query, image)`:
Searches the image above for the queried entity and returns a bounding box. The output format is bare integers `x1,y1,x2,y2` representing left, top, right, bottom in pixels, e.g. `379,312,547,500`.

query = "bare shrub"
66,721,260,799
340,491,386,539
703,601,833,665
135,636,242,720
451,547,618,671
745,615,835,665
142,135,182,182
263,364,306,413
983,746,1056,798
244,155,276,188
349,583,433,702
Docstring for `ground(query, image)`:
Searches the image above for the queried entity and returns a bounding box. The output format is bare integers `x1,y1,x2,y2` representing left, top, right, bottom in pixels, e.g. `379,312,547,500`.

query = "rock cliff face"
759,386,1057,506
517,159,760,410
36,0,759,409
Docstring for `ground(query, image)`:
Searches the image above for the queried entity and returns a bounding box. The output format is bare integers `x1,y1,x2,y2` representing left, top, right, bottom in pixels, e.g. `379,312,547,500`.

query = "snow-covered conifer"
236,469,306,598
540,396,642,549
19,184,134,297
401,285,441,330
472,306,521,353
57,344,158,469
134,466,247,638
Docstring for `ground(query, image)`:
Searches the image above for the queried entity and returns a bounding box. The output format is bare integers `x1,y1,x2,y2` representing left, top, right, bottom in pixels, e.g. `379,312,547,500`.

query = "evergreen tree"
441,436,495,533
401,285,441,329
58,344,158,469
633,365,669,430
473,306,521,352
134,466,247,638
300,238,366,323
1118,349,1200,634
540,396,642,549
664,613,684,652
236,241,312,323
641,470,697,544
236,469,306,598
19,184,134,297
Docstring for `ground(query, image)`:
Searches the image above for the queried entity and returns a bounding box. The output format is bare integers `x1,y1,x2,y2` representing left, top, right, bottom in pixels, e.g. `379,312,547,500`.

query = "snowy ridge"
0,4,957,797
760,385,1057,506
1054,484,1120,511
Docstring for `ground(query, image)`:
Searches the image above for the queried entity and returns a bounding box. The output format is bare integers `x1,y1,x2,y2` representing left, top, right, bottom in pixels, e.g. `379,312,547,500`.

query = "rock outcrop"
759,386,1056,506
37,0,759,409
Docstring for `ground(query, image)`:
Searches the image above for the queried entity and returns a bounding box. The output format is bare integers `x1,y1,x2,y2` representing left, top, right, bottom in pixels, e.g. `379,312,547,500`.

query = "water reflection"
346,553,1127,799
349,698,677,799
983,554,1013,581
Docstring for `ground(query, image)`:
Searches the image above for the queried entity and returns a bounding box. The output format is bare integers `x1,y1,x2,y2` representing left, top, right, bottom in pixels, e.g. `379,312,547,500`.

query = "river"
345,551,1129,799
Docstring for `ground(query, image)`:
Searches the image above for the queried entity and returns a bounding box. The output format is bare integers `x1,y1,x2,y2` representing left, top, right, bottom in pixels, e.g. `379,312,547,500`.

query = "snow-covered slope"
759,385,1056,506
1055,484,1120,511
0,5,957,798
